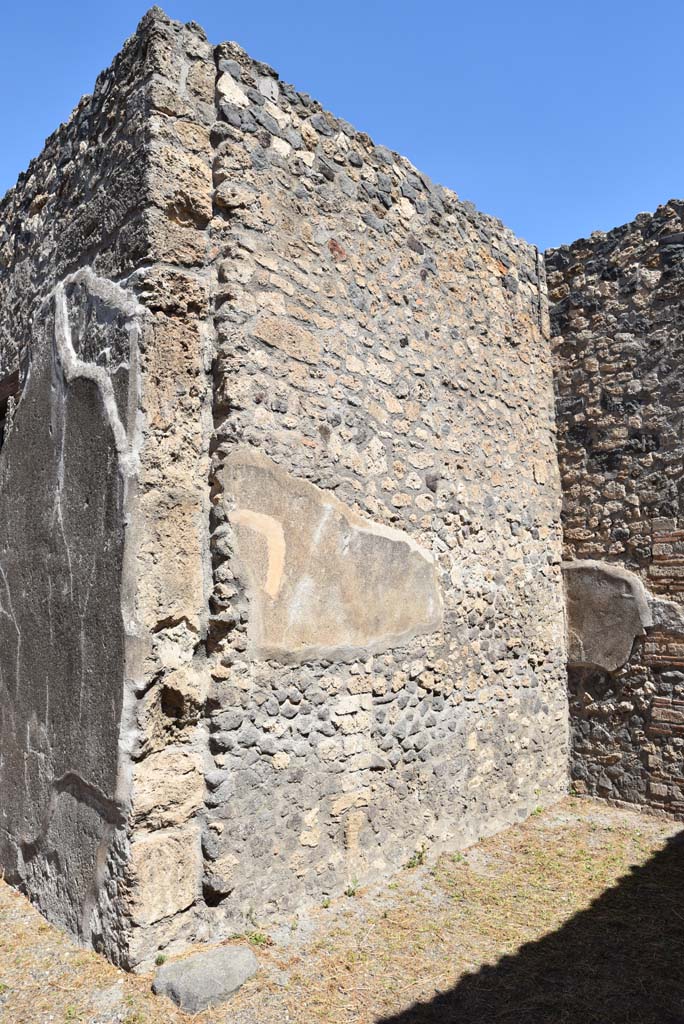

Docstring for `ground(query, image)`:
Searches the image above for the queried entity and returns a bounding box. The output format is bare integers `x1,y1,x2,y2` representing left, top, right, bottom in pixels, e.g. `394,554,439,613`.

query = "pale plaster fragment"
220,448,442,663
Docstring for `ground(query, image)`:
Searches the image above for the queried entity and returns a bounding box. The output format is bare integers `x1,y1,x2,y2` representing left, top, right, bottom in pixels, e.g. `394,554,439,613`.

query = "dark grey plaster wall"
0,297,126,939
0,12,155,952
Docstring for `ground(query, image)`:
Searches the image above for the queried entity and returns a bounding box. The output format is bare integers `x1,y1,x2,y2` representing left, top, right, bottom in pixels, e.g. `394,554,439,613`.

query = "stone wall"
0,8,569,969
547,201,684,817
203,37,568,933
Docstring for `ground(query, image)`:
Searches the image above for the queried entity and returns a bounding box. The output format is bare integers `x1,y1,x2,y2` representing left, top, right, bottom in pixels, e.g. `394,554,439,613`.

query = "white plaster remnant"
52,268,144,479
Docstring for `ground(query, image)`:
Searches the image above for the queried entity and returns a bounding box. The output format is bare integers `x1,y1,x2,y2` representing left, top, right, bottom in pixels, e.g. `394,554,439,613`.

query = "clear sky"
1,0,682,251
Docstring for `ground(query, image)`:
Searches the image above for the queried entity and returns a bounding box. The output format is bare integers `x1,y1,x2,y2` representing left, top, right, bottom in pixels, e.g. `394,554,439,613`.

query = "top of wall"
0,8,184,211
0,9,157,377
0,6,548,388
546,198,684,259
0,6,538,265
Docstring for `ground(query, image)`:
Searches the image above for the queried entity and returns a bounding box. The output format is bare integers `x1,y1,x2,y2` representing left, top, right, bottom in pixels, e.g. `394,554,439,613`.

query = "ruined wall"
547,201,684,817
202,41,568,931
0,9,570,970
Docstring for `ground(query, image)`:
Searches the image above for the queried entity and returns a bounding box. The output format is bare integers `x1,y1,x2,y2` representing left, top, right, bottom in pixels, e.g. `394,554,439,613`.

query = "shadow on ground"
377,828,684,1024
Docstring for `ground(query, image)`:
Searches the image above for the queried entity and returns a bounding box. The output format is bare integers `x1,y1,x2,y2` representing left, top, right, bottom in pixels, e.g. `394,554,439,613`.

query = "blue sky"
1,0,682,251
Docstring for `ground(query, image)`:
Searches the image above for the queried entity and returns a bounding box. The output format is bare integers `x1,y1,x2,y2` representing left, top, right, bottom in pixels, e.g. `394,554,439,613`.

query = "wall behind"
548,201,684,816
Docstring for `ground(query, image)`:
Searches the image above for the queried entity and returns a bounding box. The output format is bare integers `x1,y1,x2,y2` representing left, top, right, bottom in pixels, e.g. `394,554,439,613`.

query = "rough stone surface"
203,34,567,937
131,748,204,830
548,201,684,817
0,7,569,970
151,945,257,1011
128,824,202,927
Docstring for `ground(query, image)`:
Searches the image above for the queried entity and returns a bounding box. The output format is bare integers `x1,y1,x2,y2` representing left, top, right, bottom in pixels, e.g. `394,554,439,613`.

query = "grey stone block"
152,945,258,1012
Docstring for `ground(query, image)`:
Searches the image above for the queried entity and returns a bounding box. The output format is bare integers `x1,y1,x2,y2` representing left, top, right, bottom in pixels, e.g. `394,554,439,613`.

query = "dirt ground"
1,797,682,1024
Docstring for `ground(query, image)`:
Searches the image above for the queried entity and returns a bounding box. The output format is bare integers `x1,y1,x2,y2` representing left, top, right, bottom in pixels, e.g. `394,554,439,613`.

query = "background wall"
5,0,684,252
547,201,684,816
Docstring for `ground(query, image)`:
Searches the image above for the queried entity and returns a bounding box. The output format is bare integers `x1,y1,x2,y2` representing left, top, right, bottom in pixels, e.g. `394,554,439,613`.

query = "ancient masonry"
0,9,679,970
548,203,684,816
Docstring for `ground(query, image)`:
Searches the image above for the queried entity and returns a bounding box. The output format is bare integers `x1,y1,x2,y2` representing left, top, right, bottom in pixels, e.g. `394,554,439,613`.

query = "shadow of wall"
377,828,684,1024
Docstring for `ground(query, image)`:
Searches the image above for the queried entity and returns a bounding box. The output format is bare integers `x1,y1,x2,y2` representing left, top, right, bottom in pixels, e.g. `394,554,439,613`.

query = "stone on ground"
151,944,258,1012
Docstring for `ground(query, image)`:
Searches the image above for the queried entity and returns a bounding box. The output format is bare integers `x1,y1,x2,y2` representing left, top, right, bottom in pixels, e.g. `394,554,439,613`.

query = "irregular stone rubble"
548,203,684,817
202,22,566,951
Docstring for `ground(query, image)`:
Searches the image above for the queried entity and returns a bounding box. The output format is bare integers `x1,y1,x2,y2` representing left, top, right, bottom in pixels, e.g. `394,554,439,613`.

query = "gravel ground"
1,797,681,1024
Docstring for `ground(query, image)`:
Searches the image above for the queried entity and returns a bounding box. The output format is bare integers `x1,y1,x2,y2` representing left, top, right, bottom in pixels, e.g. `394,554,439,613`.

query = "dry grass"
0,798,681,1024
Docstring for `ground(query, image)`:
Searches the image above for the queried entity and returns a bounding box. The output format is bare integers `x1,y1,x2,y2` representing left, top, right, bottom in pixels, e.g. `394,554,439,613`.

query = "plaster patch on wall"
220,448,443,662
563,560,653,671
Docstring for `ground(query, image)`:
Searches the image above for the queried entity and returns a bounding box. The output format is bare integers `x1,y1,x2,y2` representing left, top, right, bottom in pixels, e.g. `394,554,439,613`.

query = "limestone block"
217,72,250,107
203,852,240,897
136,663,209,758
144,207,208,267
251,314,322,365
148,144,213,228
219,448,442,662
128,824,202,926
131,748,204,830
563,560,653,671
